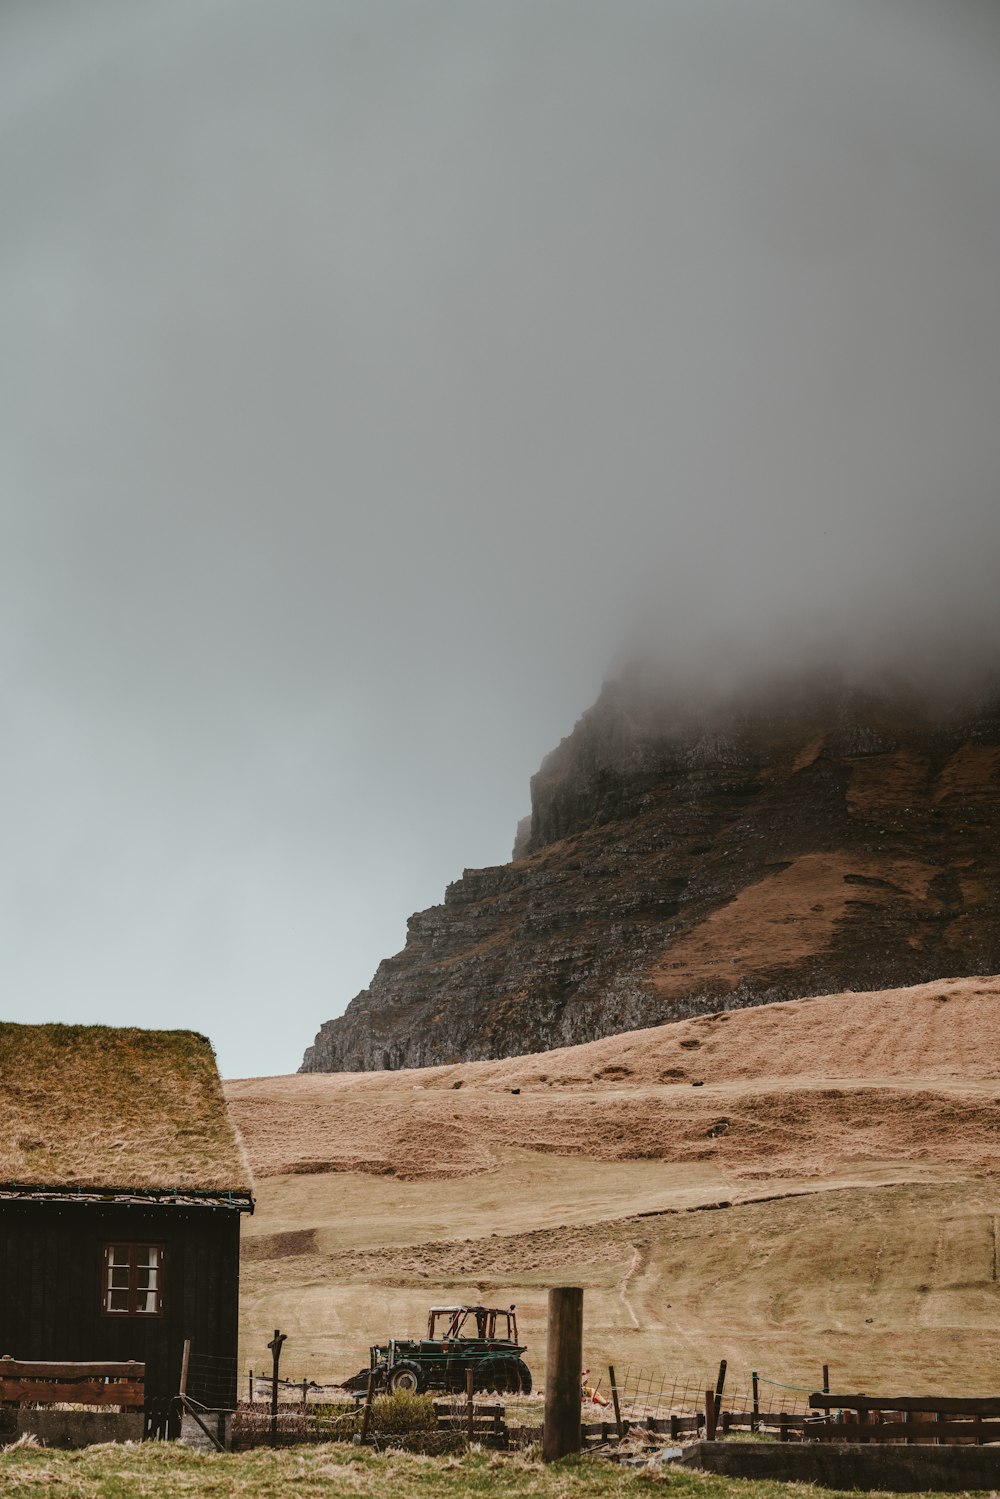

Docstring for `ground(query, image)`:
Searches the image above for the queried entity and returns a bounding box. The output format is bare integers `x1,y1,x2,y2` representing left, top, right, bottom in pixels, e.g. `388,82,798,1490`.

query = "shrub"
369,1391,438,1435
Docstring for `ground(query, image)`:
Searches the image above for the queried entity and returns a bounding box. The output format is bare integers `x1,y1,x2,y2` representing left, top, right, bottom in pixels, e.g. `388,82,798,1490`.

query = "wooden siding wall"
0,1201,240,1405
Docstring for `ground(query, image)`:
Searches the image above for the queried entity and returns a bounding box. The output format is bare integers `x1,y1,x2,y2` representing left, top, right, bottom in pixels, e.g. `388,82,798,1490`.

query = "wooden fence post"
359,1372,376,1443
713,1359,727,1427
705,1389,717,1441
822,1364,830,1394
608,1364,624,1441
466,1368,475,1446
248,1369,253,1405
542,1286,583,1462
751,1370,759,1433
267,1329,287,1446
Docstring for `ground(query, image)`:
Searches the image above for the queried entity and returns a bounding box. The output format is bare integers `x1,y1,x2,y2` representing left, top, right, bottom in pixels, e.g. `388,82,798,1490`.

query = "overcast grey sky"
2,0,998,1078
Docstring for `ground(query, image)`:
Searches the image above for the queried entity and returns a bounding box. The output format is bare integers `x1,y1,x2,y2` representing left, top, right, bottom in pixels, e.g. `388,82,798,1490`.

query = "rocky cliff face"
301,670,1000,1072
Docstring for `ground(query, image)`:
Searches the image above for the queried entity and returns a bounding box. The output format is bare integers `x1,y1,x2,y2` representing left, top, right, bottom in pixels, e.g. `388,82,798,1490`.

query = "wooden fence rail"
433,1400,507,1445
806,1393,1000,1446
0,1358,145,1413
810,1394,1000,1416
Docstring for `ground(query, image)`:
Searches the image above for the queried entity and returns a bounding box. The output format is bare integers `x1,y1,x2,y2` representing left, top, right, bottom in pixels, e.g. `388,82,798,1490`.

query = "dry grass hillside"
227,976,1000,1396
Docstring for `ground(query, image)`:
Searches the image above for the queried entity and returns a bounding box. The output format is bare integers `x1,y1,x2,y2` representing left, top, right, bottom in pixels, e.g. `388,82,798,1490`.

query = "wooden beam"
180,1398,225,1453
811,1421,1000,1442
0,1361,144,1379
810,1394,1000,1415
0,1380,144,1408
542,1286,583,1462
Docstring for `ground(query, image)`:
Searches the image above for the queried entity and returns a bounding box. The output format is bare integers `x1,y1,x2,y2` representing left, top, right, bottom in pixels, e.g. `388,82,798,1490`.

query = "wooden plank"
659,1414,702,1432
434,1404,504,1417
810,1394,1000,1416
811,1421,1000,1442
713,1412,808,1430
437,1417,509,1429
0,1360,144,1379
0,1378,145,1407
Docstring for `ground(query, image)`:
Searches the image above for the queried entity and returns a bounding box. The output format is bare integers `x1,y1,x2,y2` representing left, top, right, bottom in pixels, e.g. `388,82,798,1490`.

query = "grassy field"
0,1443,986,1499
228,979,1000,1398
239,1175,1000,1396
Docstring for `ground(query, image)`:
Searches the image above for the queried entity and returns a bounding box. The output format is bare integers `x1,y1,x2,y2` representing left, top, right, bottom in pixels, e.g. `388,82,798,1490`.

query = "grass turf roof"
0,1023,252,1195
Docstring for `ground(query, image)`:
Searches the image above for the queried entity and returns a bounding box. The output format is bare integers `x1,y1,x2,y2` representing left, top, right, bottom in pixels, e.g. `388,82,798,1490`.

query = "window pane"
103,1243,162,1315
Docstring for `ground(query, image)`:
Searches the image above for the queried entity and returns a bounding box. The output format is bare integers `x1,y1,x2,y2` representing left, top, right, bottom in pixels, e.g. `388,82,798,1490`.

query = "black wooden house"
0,1024,253,1424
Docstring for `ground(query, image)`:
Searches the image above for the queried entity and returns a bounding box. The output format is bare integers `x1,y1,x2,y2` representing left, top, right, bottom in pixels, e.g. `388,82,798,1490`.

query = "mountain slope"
303,674,1000,1071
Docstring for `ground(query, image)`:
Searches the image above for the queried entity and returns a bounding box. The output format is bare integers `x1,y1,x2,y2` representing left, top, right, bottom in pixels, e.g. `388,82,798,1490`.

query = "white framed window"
102,1242,164,1316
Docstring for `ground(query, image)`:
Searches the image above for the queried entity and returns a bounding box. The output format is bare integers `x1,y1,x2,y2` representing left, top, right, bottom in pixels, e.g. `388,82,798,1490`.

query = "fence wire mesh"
186,1351,239,1413
227,1336,822,1450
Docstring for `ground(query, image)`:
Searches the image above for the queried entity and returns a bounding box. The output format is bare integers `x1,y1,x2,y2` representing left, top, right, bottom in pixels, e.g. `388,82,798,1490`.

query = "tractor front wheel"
387,1361,426,1394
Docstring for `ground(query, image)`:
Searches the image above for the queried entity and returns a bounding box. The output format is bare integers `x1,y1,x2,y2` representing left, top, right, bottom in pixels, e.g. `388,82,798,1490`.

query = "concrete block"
681,1440,1000,1492
12,1409,144,1449
180,1409,232,1452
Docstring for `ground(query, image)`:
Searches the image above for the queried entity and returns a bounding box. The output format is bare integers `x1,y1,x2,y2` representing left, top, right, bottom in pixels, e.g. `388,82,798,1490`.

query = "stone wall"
682,1439,1000,1492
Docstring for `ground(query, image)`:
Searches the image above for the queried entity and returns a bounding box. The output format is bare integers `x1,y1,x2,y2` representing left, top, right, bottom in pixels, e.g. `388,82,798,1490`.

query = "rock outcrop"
301,668,1000,1072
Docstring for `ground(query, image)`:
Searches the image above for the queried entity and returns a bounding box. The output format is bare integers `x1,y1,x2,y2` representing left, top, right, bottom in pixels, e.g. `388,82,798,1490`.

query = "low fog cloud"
1,0,998,1074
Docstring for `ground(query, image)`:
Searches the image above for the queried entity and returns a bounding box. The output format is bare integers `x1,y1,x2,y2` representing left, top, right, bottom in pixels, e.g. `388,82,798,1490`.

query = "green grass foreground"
0,1442,983,1499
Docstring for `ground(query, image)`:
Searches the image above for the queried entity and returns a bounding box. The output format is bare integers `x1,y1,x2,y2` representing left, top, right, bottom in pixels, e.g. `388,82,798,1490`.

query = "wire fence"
187,1351,240,1413
245,1371,353,1405
208,1328,830,1452
610,1361,809,1425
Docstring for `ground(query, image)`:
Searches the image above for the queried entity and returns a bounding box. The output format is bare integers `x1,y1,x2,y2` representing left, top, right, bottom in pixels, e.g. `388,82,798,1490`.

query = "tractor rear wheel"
512,1359,533,1395
387,1361,426,1394
473,1358,502,1394
475,1357,523,1394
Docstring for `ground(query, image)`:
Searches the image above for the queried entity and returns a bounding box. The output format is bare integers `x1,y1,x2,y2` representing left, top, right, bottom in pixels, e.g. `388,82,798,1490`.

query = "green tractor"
349,1304,532,1395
